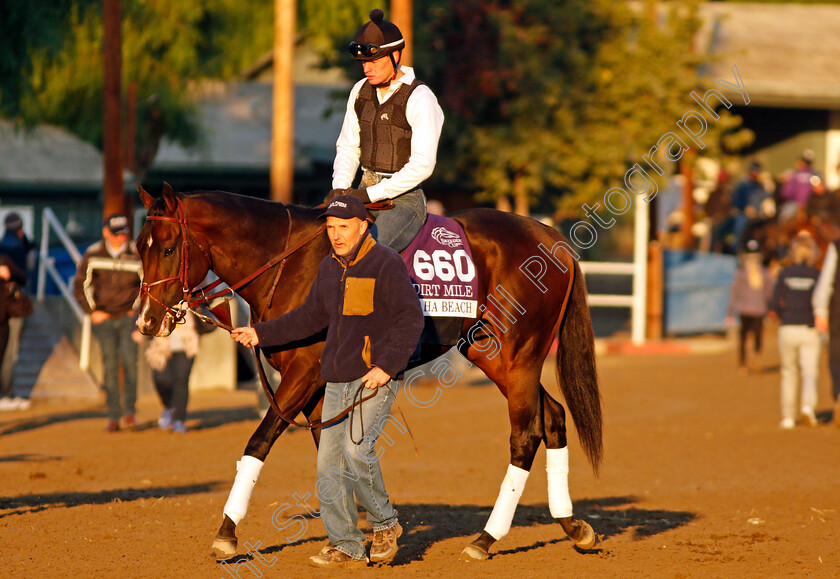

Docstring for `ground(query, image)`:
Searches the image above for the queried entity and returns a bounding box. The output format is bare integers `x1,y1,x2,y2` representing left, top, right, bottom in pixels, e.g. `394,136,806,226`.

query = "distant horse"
135,183,602,562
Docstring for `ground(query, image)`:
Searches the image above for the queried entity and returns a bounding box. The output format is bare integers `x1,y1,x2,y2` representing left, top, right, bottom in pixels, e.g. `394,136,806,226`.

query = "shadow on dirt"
186,406,262,431
216,535,328,568
393,497,695,563
250,495,695,565
0,481,225,519
0,405,262,436
0,453,62,463
0,410,107,437
127,405,261,432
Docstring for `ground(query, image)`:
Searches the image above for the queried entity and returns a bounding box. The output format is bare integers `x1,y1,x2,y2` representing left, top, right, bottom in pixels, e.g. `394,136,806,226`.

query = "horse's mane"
150,189,324,225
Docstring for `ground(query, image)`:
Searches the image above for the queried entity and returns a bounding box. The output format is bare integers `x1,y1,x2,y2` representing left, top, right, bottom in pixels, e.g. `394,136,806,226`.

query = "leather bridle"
141,197,327,328
141,197,214,327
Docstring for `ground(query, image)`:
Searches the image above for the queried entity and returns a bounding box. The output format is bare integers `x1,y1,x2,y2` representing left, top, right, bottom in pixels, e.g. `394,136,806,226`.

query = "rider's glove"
323,188,345,204
344,187,371,204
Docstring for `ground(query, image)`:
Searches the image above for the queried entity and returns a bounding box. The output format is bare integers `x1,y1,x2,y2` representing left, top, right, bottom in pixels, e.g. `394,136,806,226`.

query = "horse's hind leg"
460,370,543,562
542,387,596,550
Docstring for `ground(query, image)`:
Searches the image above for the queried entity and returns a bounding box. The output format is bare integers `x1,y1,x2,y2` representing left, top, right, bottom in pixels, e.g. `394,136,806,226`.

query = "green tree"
0,0,372,176
416,0,752,215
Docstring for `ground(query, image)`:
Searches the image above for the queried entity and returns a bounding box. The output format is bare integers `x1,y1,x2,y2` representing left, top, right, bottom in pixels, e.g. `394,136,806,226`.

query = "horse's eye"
163,247,176,257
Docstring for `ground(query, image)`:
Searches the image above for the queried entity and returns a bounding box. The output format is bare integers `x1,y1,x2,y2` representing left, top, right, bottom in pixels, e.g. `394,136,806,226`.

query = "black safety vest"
355,79,423,174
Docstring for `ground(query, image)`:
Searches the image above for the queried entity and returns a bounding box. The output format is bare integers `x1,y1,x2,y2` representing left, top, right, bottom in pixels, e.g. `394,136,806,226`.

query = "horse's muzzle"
136,311,174,337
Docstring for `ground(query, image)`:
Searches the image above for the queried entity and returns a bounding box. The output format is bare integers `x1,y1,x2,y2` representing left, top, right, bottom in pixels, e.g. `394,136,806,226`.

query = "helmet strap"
372,52,402,89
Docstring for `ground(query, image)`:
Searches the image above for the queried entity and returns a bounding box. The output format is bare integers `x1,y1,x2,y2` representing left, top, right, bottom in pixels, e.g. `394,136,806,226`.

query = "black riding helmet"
348,9,404,86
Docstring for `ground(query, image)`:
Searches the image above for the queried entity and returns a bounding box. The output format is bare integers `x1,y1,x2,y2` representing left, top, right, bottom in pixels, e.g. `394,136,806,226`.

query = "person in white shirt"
326,8,445,252
813,234,840,424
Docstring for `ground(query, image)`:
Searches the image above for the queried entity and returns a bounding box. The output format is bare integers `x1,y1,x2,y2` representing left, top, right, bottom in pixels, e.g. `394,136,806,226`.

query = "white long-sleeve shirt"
332,66,444,203
813,242,837,318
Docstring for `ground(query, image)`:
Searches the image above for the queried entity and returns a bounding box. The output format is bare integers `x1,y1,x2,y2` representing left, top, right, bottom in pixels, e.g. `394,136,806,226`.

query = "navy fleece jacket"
253,233,424,382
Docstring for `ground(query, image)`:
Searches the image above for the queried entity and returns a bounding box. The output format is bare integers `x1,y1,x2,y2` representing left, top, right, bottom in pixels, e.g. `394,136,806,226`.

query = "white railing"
578,196,649,345
36,209,92,367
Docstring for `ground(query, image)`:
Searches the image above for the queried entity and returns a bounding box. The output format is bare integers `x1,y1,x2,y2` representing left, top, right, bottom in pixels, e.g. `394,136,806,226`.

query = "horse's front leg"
212,378,325,561
212,410,289,559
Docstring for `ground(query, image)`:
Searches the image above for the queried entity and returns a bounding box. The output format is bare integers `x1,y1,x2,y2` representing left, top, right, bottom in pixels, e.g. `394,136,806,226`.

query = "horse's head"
136,183,212,337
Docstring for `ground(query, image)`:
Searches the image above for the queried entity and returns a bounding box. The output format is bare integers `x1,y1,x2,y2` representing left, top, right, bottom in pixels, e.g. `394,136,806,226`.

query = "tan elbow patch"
343,277,375,316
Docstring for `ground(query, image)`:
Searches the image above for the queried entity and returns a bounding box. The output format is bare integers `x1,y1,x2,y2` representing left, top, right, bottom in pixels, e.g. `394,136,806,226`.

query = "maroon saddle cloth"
400,214,478,346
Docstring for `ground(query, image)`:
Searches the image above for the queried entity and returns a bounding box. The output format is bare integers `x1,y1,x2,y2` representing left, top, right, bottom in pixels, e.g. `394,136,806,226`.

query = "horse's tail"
555,260,603,475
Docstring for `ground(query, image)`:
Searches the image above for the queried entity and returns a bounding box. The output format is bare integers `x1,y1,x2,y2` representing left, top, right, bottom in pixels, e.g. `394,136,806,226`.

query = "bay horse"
135,183,602,562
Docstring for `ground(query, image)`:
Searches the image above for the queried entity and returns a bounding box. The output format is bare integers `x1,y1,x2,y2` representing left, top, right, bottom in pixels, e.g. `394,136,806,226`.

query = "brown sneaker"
370,523,403,563
124,414,137,431
308,547,368,569
104,420,120,433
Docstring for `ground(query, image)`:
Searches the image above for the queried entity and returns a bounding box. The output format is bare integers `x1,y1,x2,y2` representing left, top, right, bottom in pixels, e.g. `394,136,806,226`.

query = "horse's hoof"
459,544,490,562
571,520,597,550
212,537,238,560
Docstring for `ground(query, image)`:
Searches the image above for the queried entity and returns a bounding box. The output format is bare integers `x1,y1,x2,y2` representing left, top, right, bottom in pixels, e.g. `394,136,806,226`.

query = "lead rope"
191,306,418,454
348,380,419,457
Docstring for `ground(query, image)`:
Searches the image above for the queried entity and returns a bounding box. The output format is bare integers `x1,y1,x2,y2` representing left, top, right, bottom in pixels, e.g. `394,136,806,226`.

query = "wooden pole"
680,157,695,249
513,173,530,217
123,82,137,175
271,0,295,203
646,239,664,340
391,0,413,66
102,0,125,218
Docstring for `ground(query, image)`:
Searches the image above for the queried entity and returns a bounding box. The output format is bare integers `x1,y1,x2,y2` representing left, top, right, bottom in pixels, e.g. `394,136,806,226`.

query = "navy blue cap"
319,195,367,221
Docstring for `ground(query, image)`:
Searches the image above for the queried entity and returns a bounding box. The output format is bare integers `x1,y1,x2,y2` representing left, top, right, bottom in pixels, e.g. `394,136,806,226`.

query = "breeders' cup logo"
431,226,463,248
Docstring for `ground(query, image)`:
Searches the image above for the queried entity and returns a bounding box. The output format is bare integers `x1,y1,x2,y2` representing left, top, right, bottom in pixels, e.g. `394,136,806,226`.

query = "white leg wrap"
223,455,264,525
484,464,530,540
546,447,573,518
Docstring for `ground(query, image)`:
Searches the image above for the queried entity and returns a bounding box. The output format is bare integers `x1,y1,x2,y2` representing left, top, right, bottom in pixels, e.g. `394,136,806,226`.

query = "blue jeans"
370,189,427,252
317,378,401,559
92,315,138,421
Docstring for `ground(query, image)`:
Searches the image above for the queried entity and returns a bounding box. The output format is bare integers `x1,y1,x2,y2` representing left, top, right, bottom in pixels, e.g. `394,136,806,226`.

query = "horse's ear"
162,182,177,212
138,184,155,210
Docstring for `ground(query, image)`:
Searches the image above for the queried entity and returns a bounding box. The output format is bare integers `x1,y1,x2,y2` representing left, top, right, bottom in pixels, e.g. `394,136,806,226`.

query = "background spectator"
0,254,29,410
731,161,772,250
145,311,215,434
72,214,141,432
805,174,839,229
727,239,775,373
813,230,840,426
770,233,821,429
779,149,817,224
0,212,37,406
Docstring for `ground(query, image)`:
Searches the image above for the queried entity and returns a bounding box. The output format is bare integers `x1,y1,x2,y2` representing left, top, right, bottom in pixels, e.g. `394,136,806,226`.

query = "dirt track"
1,327,839,578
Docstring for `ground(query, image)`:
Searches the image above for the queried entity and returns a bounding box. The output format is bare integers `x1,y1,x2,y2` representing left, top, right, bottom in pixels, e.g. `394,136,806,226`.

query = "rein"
252,346,382,432
141,195,402,432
